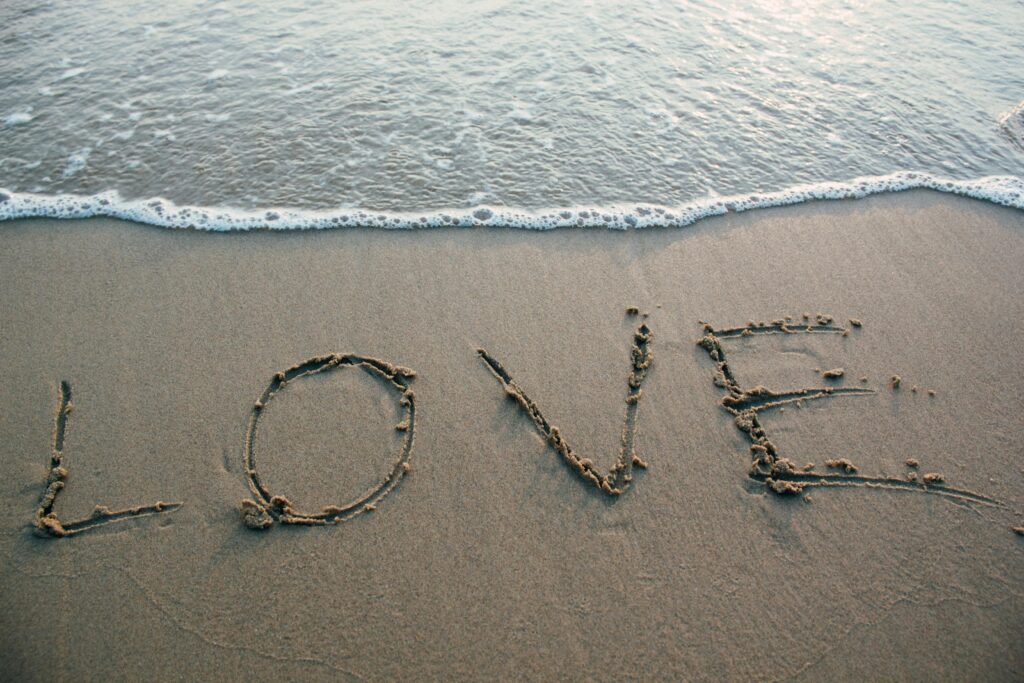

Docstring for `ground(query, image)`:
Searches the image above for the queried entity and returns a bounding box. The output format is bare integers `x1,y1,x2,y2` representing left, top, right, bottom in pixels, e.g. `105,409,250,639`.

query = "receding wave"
1,172,1021,231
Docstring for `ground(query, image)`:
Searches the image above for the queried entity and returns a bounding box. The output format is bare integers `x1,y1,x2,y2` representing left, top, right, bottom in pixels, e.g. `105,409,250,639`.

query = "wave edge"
0,172,1021,231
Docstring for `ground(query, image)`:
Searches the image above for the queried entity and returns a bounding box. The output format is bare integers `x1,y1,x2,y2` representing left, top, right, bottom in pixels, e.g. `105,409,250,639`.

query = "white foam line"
0,172,1021,231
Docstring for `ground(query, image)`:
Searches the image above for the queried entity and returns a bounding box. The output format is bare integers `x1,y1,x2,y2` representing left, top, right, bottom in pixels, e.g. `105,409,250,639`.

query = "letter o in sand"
239,354,416,530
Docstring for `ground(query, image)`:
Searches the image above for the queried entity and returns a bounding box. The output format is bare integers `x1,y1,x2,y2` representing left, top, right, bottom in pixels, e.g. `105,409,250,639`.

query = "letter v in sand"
477,322,652,496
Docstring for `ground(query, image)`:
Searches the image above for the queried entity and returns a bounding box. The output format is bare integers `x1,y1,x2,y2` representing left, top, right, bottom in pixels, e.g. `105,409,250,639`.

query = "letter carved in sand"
34,381,182,537
696,316,1000,506
238,354,417,529
477,322,653,496
28,315,1017,538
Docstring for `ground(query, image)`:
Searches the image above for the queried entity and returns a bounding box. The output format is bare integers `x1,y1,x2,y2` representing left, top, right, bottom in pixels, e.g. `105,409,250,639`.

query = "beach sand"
0,191,1021,680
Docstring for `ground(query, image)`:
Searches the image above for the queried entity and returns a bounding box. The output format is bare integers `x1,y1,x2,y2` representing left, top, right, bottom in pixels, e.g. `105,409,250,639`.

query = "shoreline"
2,172,1023,231
1,191,1022,681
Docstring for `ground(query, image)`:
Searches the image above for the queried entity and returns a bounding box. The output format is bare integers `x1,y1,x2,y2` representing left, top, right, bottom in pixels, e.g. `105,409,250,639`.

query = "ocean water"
1,0,1022,229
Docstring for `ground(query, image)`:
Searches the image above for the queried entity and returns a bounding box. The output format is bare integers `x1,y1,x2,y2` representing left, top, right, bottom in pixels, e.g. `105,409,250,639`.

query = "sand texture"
0,191,1022,680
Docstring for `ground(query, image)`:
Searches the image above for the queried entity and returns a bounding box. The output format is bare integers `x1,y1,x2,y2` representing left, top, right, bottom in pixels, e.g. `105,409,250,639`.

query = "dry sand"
0,191,1022,680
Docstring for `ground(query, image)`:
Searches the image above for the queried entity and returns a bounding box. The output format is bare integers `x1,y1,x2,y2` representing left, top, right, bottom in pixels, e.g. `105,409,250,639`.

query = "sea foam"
3,111,34,127
999,102,1024,150
0,172,1021,231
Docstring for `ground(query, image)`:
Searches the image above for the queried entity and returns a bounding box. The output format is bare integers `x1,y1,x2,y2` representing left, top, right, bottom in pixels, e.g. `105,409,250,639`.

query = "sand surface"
1,191,1022,680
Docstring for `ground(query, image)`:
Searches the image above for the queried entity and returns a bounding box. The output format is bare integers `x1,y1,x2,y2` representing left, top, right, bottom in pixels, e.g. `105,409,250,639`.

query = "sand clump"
825,458,858,473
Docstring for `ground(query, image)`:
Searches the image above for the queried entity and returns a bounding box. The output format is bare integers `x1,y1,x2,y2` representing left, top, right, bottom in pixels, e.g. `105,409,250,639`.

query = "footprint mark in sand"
239,354,417,529
33,381,182,537
477,323,652,496
697,317,1000,507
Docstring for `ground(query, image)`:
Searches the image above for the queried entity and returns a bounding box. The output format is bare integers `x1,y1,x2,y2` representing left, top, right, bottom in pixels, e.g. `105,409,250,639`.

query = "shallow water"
1,0,1022,226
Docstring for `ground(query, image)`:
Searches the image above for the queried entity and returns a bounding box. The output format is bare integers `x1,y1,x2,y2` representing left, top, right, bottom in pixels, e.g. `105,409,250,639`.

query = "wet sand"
0,190,1022,680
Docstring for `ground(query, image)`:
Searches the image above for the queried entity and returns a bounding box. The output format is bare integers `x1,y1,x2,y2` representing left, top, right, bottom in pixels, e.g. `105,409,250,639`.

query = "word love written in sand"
31,313,1005,539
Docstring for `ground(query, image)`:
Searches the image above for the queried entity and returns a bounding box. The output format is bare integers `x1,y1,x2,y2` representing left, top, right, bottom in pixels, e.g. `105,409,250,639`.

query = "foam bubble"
57,67,86,81
61,149,91,179
3,112,34,127
0,172,1020,231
